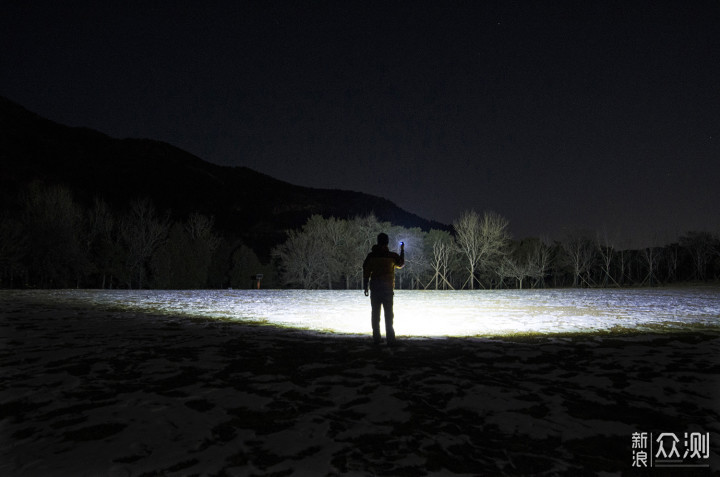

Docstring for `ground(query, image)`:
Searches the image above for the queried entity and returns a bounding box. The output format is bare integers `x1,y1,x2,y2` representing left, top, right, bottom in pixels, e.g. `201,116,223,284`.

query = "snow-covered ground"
6,287,720,337
1,289,719,475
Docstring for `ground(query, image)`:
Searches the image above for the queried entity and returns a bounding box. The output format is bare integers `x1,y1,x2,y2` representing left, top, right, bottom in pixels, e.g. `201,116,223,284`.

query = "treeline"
1,183,718,290
0,183,273,289
273,212,720,290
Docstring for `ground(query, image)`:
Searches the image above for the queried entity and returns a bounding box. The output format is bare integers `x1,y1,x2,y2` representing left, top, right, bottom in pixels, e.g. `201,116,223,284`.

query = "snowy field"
1,288,719,476
5,287,720,337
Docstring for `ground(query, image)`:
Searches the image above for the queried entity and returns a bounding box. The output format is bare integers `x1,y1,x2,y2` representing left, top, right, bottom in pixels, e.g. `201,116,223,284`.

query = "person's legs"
370,294,382,344
382,293,396,344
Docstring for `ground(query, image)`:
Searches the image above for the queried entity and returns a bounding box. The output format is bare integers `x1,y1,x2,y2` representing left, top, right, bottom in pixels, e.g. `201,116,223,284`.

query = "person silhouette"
362,233,405,346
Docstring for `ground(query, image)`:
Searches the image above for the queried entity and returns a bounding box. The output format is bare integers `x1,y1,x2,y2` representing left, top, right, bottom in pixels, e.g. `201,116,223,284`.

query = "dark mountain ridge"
0,96,448,258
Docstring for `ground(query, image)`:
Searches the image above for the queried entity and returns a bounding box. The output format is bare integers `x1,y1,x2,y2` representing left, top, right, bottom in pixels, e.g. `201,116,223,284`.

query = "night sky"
2,1,719,246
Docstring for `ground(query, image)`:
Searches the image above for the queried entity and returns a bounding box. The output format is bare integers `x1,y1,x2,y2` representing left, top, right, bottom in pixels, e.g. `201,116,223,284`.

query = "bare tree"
151,212,221,289
424,229,455,290
21,183,87,287
561,232,596,287
186,213,219,247
187,212,221,286
390,227,427,289
498,255,529,289
498,238,549,289
665,242,679,283
616,248,629,286
273,215,344,289
679,231,714,281
120,199,168,289
595,231,620,288
346,214,384,288
273,227,323,288
527,237,552,288
86,198,119,288
0,214,26,288
453,210,481,289
453,210,510,289
228,243,265,288
639,246,661,287
316,215,345,289
334,218,360,289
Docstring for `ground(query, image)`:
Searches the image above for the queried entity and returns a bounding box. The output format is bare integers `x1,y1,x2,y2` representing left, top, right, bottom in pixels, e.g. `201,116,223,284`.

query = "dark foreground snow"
1,293,719,476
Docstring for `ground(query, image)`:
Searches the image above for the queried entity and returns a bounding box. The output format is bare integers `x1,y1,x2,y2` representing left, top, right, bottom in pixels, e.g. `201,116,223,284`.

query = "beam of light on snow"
20,288,720,337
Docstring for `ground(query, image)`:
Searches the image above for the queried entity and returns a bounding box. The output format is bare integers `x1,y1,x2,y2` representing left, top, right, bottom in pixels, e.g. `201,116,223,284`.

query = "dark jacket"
363,244,405,292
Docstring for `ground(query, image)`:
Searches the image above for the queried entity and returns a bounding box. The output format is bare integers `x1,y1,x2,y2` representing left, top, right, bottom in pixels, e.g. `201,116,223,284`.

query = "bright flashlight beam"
27,288,720,338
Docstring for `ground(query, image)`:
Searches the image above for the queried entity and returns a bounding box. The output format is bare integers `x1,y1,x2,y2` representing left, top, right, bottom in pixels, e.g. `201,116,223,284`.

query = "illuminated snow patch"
23,288,720,337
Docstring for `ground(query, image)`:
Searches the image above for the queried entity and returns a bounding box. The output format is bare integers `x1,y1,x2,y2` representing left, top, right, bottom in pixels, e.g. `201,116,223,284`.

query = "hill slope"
0,96,447,257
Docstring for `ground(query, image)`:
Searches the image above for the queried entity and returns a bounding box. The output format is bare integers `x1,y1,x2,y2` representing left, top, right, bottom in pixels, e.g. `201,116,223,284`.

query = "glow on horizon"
28,288,720,337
